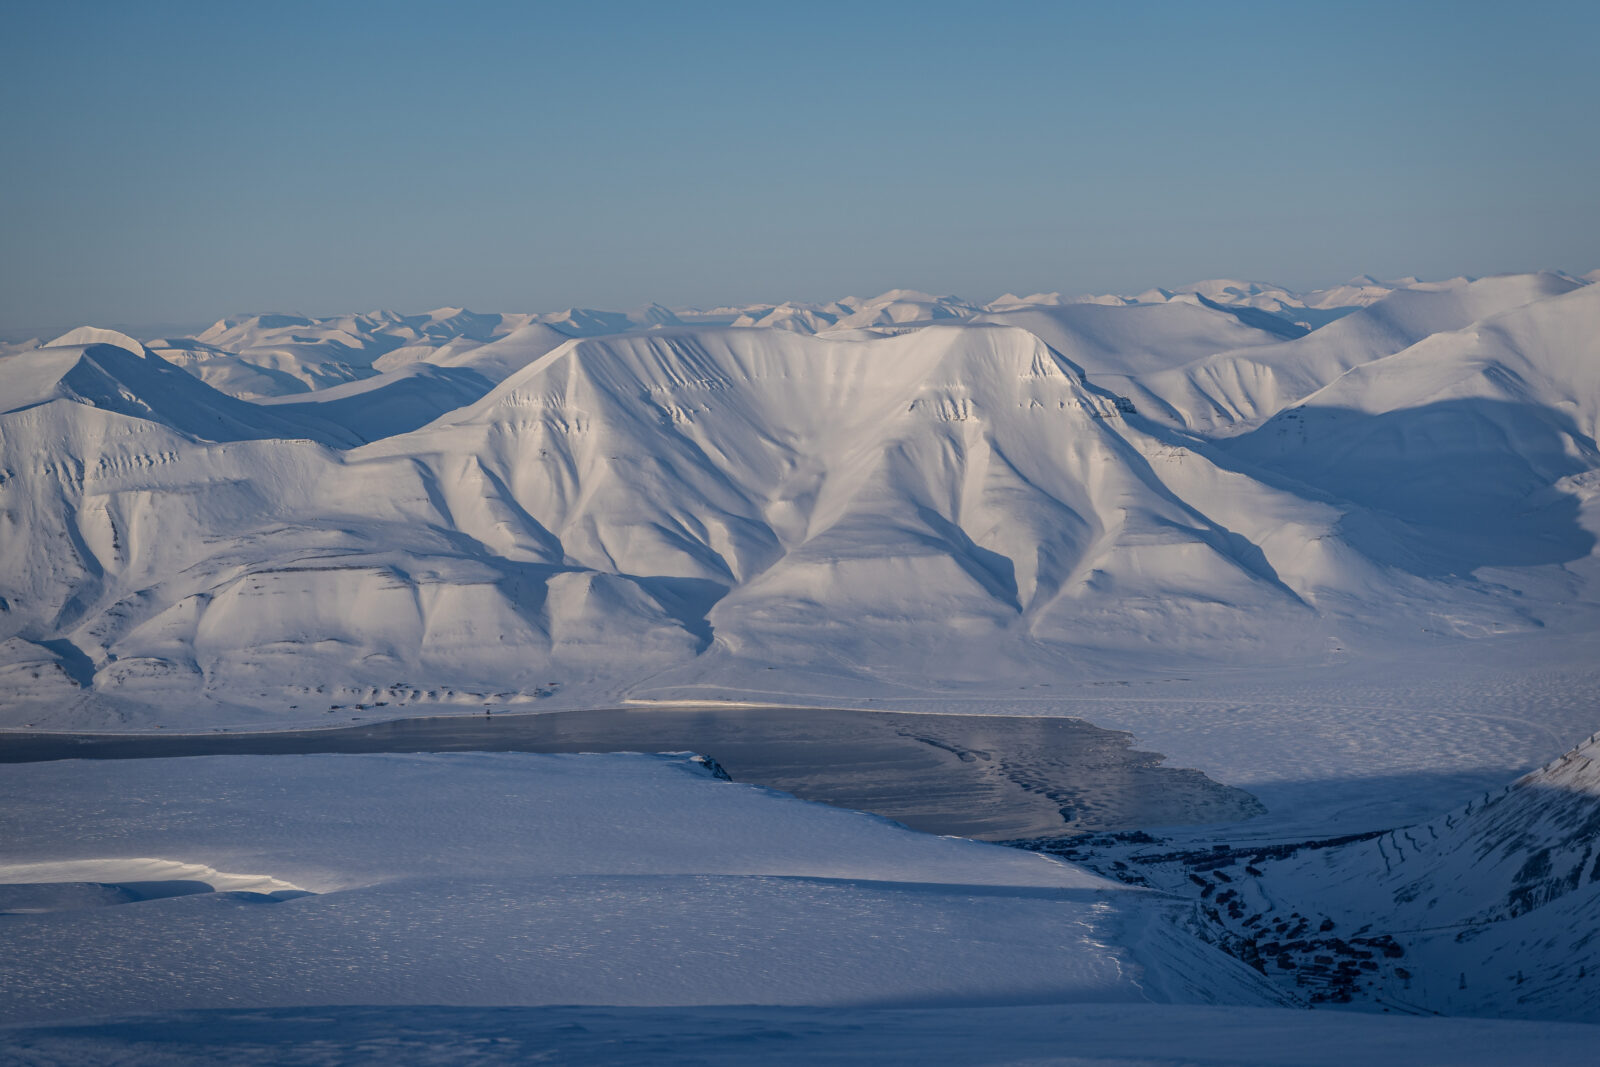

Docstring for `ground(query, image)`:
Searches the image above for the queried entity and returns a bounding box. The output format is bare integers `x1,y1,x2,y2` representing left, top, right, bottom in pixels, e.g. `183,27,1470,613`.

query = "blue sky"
2,0,1596,334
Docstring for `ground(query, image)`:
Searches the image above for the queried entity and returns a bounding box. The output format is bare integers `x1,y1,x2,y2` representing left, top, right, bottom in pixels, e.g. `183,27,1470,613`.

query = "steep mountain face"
0,273,1595,722
352,325,1372,672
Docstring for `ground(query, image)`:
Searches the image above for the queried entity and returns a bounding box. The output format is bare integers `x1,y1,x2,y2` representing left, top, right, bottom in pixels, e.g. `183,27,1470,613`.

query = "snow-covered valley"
3,272,1599,1061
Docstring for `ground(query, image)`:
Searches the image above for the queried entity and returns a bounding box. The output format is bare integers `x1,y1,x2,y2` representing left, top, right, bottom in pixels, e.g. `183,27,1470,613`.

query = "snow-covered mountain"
71,278,1423,405
138,304,682,400
0,272,1595,727
0,277,1490,407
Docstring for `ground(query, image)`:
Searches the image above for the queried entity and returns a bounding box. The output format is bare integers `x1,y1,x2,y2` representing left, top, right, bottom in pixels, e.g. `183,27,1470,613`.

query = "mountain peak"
44,326,147,357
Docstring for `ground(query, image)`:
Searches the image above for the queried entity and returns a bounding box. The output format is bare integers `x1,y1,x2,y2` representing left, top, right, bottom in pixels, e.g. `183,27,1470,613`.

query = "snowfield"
0,751,1275,1021
7,1004,1600,1066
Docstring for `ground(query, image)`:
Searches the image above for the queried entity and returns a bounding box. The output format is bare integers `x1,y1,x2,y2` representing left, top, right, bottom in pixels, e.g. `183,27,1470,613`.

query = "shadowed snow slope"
1190,731,1600,1021
1224,282,1600,576
1118,272,1584,435
0,273,1596,726
0,341,357,446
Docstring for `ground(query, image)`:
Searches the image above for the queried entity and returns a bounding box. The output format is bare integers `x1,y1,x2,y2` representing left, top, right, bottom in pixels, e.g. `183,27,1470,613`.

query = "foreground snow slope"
0,751,1277,1023
7,1002,1597,1066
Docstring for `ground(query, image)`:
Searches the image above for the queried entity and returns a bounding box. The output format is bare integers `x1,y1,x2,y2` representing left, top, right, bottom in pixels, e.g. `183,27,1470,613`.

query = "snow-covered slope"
1,334,356,446
1121,272,1586,435
1144,276,1405,331
8,1002,1595,1065
972,298,1301,380
1178,731,1600,1021
0,325,1391,719
149,305,677,399
1013,725,1600,1023
149,309,509,397
0,751,1279,1023
1224,281,1600,581
254,363,496,443
0,272,1595,728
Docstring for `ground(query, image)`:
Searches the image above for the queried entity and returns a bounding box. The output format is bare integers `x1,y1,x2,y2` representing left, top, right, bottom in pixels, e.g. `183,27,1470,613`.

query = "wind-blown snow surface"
0,751,1276,1022
2,272,1596,746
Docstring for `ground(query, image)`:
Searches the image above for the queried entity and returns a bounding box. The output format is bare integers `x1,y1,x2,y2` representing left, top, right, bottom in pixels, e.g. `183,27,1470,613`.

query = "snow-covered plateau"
3,272,1599,1061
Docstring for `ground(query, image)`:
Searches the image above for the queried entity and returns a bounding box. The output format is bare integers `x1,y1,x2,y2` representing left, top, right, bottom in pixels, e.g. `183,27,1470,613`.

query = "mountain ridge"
0,271,1595,728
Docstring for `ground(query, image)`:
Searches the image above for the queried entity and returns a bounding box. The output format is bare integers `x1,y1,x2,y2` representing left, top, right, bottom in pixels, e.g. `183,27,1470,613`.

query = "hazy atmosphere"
3,0,1597,335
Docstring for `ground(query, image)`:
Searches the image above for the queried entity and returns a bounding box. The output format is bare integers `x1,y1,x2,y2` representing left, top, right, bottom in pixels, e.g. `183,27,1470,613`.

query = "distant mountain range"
2,272,1596,727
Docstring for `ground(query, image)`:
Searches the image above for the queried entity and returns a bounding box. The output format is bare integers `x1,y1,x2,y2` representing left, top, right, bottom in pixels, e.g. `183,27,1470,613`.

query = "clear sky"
2,0,1596,336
